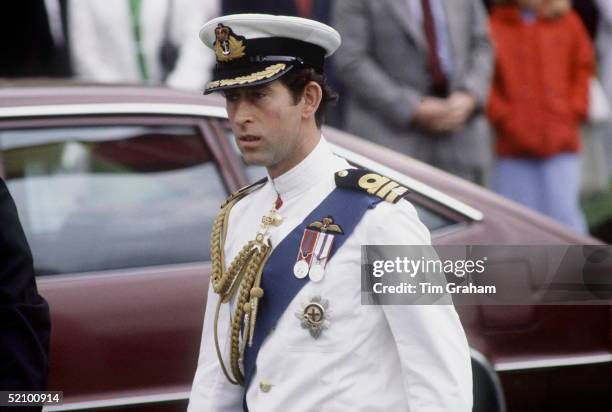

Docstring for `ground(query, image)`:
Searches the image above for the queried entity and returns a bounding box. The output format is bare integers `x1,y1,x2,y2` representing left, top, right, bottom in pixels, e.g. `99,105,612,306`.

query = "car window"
404,201,455,232
0,125,226,276
222,126,456,232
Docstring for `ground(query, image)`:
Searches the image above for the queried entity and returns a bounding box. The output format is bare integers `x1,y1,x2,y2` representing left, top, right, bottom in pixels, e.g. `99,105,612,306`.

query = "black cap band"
215,37,326,73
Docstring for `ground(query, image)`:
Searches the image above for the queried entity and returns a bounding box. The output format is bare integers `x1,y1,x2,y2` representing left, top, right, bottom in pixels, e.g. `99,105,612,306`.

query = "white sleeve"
166,0,219,90
368,200,473,412
187,282,243,412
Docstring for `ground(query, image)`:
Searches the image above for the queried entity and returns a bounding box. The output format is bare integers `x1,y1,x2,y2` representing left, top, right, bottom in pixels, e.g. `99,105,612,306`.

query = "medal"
294,228,319,279
294,216,342,282
308,231,334,282
308,263,325,282
293,260,310,279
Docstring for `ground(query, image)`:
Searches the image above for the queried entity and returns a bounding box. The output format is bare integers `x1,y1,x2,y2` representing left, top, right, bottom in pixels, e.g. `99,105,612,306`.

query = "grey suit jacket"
332,0,493,180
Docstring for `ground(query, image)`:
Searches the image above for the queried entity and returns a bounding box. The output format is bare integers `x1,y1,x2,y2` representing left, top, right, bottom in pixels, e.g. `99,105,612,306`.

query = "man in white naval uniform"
188,14,472,412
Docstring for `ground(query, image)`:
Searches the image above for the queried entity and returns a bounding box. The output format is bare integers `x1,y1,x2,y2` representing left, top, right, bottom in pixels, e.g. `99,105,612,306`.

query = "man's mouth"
239,135,261,143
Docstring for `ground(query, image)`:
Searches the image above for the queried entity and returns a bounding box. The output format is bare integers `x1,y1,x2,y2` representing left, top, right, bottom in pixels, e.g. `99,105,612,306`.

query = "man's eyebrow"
221,84,271,97
251,84,272,92
222,90,238,97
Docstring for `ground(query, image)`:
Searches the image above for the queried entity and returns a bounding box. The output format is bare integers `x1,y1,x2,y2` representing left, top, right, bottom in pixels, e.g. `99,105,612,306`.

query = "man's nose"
232,100,254,126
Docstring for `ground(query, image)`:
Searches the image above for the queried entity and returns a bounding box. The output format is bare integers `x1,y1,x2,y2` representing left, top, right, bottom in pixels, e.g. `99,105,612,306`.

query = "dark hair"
279,67,338,128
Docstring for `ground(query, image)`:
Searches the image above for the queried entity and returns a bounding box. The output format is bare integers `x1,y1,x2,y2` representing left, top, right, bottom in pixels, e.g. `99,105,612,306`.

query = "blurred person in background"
0,0,71,78
332,0,493,185
595,0,612,179
487,0,595,232
1,178,51,408
222,0,330,21
69,0,219,90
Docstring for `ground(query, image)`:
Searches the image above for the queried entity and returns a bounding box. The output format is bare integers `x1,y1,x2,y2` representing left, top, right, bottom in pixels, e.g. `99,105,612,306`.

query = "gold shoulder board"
335,169,409,204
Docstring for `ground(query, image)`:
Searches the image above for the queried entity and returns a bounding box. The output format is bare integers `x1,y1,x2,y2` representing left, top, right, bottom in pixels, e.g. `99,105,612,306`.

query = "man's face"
224,80,307,174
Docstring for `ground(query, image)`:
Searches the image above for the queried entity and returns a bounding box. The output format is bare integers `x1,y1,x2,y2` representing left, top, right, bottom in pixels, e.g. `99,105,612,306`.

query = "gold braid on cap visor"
205,63,287,92
210,187,282,385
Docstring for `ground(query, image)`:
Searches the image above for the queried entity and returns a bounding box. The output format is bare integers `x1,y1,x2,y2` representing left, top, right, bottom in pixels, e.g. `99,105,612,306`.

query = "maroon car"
0,84,610,412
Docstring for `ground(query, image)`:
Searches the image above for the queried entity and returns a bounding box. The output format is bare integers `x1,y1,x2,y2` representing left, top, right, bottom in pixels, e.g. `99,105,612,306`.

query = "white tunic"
188,138,472,411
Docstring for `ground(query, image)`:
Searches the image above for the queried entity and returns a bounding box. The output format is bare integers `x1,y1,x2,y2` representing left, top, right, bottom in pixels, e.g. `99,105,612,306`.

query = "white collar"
268,136,336,201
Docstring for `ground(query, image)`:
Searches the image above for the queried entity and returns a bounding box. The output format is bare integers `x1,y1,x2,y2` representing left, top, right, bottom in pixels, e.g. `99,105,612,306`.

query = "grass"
581,181,612,229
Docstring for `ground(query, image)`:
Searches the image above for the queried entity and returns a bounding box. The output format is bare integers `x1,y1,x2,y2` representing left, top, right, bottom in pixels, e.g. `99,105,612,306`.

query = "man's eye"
224,94,238,102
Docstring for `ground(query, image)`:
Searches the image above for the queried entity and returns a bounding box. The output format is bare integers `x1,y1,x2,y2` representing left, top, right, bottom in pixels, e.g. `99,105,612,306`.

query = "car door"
0,114,237,411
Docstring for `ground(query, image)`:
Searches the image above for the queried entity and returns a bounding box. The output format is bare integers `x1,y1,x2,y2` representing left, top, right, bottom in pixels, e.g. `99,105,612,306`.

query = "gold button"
338,170,349,178
259,380,272,393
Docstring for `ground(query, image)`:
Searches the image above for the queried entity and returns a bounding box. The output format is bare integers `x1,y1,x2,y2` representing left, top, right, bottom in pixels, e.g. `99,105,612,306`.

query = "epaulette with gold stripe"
335,169,409,204
220,177,268,209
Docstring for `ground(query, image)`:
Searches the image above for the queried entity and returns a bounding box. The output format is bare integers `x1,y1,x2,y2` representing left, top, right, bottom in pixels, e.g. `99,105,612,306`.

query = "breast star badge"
295,296,331,339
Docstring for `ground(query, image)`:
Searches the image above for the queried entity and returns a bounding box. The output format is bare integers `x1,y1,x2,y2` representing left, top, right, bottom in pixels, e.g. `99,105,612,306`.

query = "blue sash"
242,186,379,404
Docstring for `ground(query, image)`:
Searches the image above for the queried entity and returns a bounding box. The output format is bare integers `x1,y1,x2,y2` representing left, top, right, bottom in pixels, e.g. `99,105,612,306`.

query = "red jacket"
487,5,594,157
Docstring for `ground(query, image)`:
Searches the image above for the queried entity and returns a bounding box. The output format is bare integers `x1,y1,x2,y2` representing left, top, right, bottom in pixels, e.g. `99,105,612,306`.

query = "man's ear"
301,81,323,120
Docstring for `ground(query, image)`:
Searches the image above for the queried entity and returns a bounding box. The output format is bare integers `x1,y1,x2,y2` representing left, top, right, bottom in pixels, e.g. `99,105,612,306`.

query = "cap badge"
214,23,246,62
